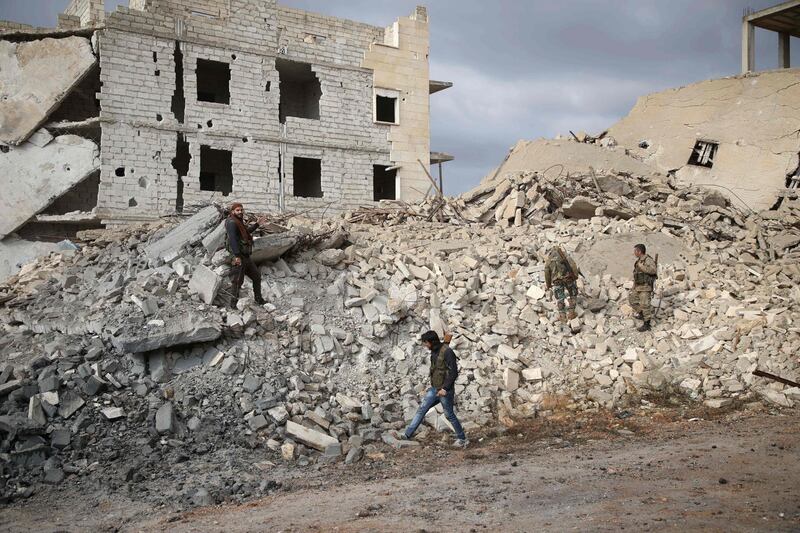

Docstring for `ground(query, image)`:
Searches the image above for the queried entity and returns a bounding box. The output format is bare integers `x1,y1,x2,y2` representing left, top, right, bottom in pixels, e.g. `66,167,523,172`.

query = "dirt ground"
3,403,799,533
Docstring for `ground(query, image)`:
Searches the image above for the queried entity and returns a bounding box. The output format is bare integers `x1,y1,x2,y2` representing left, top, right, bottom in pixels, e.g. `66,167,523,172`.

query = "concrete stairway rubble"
1,169,799,506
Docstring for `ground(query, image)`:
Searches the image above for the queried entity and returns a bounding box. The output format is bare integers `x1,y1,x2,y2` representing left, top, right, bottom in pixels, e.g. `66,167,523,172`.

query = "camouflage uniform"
628,254,657,321
544,247,580,321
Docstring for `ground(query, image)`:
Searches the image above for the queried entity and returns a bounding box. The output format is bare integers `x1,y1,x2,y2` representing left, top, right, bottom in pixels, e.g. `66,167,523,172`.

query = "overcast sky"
2,0,797,193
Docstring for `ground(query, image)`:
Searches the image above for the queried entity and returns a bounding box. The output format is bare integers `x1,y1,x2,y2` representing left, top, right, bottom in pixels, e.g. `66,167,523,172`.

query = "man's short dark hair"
634,244,646,254
420,330,440,344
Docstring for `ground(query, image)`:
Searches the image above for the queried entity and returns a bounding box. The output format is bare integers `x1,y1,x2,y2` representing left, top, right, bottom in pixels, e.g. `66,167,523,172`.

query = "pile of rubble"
2,170,800,506
346,167,733,227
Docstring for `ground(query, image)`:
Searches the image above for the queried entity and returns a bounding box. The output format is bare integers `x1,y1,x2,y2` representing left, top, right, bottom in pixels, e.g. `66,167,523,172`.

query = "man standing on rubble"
629,243,657,331
226,202,266,308
544,246,581,322
397,330,468,448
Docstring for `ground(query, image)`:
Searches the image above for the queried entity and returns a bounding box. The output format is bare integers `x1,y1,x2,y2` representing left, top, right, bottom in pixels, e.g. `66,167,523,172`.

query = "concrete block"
503,368,519,391
285,420,339,452
188,264,221,305
102,407,125,420
57,390,84,419
155,402,174,434
144,206,220,262
111,315,221,353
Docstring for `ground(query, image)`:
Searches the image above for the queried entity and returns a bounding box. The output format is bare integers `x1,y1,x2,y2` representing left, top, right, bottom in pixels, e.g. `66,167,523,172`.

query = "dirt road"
4,407,799,532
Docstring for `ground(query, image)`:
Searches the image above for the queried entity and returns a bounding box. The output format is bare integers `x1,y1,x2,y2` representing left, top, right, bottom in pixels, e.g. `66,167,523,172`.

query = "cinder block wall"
63,0,105,27
97,0,432,221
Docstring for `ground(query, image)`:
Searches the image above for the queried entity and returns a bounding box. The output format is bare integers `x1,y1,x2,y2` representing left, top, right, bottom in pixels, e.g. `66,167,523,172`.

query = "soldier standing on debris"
544,246,581,322
397,330,468,448
226,202,266,308
629,243,657,331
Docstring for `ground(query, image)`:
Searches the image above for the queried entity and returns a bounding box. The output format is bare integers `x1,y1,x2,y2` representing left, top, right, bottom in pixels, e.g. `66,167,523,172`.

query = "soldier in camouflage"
544,246,581,322
629,243,657,331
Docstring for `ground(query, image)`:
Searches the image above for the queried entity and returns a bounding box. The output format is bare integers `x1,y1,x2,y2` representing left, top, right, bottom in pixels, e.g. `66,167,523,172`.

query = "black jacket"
225,218,258,257
429,341,458,392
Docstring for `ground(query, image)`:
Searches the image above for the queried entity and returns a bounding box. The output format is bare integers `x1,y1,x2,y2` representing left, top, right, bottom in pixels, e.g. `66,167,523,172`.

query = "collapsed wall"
607,69,800,211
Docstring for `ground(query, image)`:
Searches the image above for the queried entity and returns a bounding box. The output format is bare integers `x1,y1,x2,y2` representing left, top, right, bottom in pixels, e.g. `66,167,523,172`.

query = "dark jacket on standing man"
225,217,258,257
429,340,458,392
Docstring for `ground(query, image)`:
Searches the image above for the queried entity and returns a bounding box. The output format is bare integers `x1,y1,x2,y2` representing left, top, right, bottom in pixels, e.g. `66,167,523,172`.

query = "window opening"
293,157,322,198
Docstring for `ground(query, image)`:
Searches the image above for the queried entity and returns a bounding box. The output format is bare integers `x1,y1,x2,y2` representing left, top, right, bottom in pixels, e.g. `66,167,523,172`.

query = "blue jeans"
404,387,466,440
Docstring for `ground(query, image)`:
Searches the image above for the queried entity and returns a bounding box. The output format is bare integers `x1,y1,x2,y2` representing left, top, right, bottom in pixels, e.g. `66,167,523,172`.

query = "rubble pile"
346,168,707,227
1,173,800,506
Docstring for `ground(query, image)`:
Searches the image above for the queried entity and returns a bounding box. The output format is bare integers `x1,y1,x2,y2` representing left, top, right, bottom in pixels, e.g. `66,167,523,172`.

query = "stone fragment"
345,446,364,464
83,375,107,396
0,379,21,396
381,432,420,449
248,414,269,431
112,315,221,353
267,405,289,424
503,368,519,391
57,391,84,419
155,402,174,434
689,334,717,355
50,428,71,449
281,442,296,461
522,367,543,382
243,374,262,393
28,396,47,425
144,206,220,262
188,264,221,304
102,407,125,420
220,356,239,375
316,248,345,266
286,420,339,452
526,285,546,300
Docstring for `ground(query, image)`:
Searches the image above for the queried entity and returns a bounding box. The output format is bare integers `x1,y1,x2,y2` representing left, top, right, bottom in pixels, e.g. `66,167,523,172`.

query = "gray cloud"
2,0,797,194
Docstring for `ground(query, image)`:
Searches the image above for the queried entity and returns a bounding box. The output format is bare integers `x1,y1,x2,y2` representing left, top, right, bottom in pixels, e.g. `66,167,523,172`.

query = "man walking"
544,246,581,322
629,243,657,331
225,202,266,308
399,330,468,448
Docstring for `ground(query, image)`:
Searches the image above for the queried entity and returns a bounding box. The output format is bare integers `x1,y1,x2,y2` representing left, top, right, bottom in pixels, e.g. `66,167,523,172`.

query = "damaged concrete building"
491,1,800,213
0,0,449,278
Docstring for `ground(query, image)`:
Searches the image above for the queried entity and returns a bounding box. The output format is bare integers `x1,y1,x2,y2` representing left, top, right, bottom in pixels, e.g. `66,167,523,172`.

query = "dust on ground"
4,402,799,532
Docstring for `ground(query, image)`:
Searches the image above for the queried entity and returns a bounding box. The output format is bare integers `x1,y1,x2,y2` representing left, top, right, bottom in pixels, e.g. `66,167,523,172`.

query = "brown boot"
567,310,577,320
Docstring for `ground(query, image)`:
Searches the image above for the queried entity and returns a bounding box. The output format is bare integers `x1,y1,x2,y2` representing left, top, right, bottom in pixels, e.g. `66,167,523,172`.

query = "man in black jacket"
399,330,468,447
225,202,265,308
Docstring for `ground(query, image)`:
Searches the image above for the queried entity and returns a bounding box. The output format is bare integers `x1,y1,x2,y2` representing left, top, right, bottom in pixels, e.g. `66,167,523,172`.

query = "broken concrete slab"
0,36,97,145
57,390,84,419
144,206,220,263
111,315,221,353
250,233,299,264
490,139,656,183
188,264,221,305
608,69,800,211
201,222,226,256
0,134,100,239
285,420,338,452
155,403,174,434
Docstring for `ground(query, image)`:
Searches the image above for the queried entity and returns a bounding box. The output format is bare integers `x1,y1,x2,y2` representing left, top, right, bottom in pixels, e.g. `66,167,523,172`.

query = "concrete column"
779,32,791,68
742,20,755,73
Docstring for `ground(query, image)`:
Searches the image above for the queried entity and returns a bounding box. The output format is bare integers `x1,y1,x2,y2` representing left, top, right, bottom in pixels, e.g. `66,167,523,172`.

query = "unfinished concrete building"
0,0,450,244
